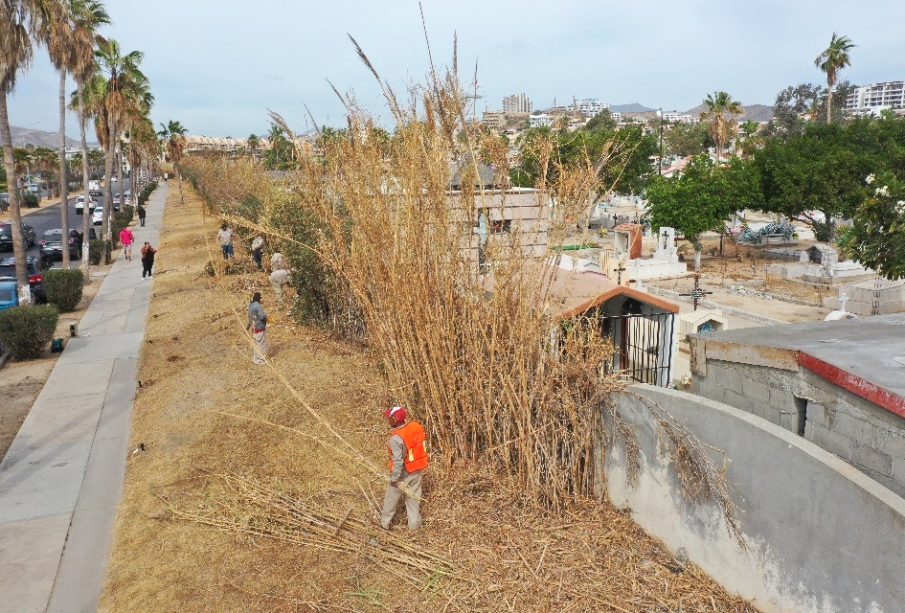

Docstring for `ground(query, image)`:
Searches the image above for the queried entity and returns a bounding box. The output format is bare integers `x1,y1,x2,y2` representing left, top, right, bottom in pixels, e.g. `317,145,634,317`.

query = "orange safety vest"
387,421,429,474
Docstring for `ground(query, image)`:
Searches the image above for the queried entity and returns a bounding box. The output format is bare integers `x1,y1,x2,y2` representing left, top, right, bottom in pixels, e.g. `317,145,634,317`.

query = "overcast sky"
8,0,905,138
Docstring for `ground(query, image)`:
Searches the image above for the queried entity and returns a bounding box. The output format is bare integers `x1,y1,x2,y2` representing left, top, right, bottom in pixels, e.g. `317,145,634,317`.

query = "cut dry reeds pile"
164,472,453,587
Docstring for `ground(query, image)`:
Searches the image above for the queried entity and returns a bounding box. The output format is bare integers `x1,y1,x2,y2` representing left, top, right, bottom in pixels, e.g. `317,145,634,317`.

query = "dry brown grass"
100,179,756,611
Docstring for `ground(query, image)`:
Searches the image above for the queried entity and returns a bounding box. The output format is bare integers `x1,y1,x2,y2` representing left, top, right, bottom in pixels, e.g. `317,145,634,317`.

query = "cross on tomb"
679,273,713,311
615,263,627,285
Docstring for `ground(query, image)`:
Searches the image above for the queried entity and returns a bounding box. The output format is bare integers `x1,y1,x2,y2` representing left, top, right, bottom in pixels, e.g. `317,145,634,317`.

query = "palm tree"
699,91,743,162
247,133,260,160
158,120,187,202
42,0,78,265
69,0,109,275
94,38,150,238
0,0,52,300
815,33,855,125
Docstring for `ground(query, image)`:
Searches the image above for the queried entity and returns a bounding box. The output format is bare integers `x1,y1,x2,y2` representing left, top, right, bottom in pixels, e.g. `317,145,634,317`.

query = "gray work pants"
380,471,423,530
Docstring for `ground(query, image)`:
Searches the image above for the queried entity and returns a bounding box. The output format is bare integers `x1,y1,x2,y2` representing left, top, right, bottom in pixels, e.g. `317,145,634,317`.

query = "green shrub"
89,239,112,265
23,192,39,208
138,181,157,205
0,305,59,360
44,269,84,312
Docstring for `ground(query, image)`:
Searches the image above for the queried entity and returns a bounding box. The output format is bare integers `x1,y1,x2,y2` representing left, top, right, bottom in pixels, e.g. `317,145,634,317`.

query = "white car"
75,195,97,214
92,207,104,226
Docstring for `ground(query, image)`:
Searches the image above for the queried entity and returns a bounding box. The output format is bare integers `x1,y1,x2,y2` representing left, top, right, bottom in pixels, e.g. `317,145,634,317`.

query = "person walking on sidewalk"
251,234,265,270
137,204,146,227
380,406,428,531
140,242,157,278
119,226,135,260
217,223,234,260
247,292,269,365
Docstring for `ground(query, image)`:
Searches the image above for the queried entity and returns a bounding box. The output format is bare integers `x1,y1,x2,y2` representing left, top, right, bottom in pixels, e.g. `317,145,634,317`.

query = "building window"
490,220,512,234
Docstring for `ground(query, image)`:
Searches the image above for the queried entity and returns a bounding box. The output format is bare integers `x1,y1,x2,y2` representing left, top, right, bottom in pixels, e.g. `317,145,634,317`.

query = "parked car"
112,194,121,211
39,229,81,261
0,255,47,303
0,192,9,212
75,195,97,214
0,278,17,311
0,222,37,250
92,207,104,226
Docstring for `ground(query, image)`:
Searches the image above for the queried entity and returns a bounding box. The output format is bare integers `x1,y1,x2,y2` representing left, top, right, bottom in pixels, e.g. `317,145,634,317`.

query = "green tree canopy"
840,173,905,279
646,155,759,268
754,116,905,240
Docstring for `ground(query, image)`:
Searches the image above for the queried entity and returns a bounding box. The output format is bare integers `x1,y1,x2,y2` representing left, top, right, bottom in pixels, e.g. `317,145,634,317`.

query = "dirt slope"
100,185,754,612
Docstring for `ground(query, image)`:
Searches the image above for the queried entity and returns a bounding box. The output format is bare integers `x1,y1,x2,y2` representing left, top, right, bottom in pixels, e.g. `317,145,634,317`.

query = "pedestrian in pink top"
119,227,135,260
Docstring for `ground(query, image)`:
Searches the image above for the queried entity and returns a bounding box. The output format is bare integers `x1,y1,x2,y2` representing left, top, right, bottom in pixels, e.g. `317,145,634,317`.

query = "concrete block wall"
693,359,905,497
606,386,905,613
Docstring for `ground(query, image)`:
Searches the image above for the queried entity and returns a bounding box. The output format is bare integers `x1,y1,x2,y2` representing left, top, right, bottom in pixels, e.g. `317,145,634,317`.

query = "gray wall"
693,359,905,497
604,386,905,613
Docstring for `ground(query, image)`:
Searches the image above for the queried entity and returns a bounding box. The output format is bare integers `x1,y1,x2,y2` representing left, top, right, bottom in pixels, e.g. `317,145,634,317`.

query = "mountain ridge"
10,125,99,149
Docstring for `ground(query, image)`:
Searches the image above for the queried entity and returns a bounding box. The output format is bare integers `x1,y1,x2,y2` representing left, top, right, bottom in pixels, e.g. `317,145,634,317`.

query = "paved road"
10,183,127,267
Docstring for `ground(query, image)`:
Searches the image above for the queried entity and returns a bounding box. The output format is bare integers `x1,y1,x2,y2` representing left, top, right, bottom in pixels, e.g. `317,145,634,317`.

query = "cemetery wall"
691,351,905,497
604,386,905,613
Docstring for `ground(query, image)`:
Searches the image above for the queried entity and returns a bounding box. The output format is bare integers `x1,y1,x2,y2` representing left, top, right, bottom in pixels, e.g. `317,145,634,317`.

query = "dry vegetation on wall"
102,184,755,612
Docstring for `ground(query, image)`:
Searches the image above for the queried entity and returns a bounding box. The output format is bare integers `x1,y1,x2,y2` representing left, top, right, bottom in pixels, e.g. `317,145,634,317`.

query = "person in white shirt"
217,224,234,260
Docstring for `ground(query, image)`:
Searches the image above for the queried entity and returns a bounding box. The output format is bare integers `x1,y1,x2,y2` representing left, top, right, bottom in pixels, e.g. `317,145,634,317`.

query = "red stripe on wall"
798,352,905,420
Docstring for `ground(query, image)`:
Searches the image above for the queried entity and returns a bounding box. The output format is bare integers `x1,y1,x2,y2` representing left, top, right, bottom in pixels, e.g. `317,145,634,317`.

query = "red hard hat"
384,405,407,426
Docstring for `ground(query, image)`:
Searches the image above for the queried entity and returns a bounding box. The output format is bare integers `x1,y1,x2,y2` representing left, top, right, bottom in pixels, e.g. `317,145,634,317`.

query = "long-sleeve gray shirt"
388,433,407,481
247,301,267,331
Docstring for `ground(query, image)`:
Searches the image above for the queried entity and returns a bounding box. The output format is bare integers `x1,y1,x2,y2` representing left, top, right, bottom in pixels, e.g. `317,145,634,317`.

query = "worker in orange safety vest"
380,406,429,530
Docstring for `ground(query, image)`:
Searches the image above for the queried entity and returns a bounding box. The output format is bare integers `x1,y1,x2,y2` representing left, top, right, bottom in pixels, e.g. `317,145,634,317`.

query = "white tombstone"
799,250,810,264
655,227,678,264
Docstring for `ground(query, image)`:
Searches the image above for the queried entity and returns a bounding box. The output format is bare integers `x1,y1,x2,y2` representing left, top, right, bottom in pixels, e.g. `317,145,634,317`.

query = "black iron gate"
599,312,675,386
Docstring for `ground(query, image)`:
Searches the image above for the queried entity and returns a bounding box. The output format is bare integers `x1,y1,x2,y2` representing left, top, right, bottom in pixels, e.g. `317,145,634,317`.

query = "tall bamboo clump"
185,58,739,525
257,69,626,508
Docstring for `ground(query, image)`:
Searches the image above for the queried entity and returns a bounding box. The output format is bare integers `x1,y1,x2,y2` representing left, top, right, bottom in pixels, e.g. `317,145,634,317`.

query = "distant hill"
683,103,774,123
611,103,656,113
10,125,97,149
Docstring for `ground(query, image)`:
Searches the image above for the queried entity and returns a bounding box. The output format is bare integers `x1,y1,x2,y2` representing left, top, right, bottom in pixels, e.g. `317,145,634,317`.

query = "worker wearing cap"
380,406,428,531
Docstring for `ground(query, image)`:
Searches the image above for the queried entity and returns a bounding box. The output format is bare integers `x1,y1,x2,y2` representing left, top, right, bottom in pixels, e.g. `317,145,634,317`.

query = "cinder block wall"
693,360,905,497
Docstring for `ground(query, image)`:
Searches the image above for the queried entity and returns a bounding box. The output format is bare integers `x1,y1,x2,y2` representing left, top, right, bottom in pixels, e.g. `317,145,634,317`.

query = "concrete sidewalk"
0,184,168,612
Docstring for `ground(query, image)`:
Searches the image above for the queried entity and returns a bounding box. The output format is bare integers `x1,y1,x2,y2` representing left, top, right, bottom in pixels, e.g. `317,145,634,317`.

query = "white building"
662,111,697,124
529,113,553,128
572,98,609,117
845,81,905,116
503,93,533,115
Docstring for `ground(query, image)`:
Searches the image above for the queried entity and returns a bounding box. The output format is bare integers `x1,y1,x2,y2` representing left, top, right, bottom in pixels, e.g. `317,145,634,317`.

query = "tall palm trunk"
78,83,92,278
116,144,123,209
0,94,30,303
103,125,115,242
826,80,833,124
59,70,71,267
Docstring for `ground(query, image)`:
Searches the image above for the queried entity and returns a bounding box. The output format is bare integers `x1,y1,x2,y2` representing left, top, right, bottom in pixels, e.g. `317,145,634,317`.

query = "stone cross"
839,293,849,313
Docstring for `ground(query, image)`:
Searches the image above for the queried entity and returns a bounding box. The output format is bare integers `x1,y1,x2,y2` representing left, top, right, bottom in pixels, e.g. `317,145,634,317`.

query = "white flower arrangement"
875,185,890,197
865,173,876,185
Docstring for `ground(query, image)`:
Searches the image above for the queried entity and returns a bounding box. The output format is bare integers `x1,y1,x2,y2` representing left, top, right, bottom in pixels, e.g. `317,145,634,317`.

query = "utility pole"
658,108,665,176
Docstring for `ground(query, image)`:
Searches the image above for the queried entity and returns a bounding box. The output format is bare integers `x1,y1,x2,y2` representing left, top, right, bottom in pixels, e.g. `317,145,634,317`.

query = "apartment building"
572,98,608,117
503,93,533,114
845,81,905,116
